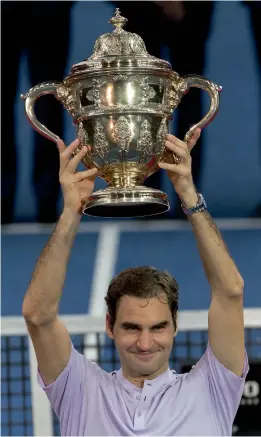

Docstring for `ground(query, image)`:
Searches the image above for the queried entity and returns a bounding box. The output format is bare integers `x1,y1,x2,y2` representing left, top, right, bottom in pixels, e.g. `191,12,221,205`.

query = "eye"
151,326,165,332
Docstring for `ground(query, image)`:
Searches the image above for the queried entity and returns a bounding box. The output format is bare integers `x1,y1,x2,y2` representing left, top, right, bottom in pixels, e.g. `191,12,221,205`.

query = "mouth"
134,352,157,361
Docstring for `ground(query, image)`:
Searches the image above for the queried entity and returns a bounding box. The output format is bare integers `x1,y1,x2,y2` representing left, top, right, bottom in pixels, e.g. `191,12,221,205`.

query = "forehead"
116,295,172,323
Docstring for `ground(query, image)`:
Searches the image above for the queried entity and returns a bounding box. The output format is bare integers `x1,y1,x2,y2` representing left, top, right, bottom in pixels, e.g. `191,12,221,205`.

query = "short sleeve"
195,343,249,435
37,343,99,425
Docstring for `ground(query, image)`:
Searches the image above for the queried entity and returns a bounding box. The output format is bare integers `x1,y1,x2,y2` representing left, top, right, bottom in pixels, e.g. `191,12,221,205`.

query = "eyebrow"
121,320,170,330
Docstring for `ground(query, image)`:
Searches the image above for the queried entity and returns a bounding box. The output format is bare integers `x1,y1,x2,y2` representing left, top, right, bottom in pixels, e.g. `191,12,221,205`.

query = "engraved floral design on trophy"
113,116,133,153
137,119,153,163
22,81,59,99
140,77,156,106
86,79,101,108
56,85,78,117
93,121,109,162
177,77,189,94
167,77,188,112
77,121,89,146
67,93,78,117
155,118,168,154
111,74,131,82
166,82,180,112
159,78,164,94
71,122,89,158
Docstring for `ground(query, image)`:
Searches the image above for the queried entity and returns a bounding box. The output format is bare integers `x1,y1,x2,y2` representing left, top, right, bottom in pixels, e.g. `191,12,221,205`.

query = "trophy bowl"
21,8,222,218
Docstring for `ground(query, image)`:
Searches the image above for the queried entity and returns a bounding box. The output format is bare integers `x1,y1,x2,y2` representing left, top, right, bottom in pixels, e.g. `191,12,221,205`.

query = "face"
106,295,177,382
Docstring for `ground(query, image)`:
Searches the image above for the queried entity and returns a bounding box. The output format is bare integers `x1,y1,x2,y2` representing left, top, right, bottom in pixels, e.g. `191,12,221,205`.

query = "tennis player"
22,129,248,436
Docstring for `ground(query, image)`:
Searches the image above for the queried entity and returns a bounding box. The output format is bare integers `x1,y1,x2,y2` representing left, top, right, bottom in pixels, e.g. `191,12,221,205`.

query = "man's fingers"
166,128,201,153
66,146,88,172
165,140,188,158
166,134,186,149
74,167,98,182
58,139,81,171
56,139,66,153
60,139,81,160
158,161,189,176
187,128,201,151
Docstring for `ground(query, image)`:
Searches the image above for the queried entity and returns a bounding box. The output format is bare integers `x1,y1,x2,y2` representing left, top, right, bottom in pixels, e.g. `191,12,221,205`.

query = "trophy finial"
109,8,128,32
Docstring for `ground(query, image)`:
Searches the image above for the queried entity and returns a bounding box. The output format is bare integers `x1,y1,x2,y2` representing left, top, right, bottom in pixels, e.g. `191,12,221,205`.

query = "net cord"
2,308,261,336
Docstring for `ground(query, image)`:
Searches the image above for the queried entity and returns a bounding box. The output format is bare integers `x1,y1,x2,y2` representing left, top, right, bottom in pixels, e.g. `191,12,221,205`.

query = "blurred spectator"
1,1,73,224
243,1,261,217
111,1,214,218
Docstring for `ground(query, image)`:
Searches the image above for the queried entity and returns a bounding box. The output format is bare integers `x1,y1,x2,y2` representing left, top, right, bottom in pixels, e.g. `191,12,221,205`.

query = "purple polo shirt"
38,343,249,436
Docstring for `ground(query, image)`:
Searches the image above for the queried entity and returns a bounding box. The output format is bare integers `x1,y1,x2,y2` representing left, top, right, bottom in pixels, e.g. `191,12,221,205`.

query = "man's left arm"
183,206,245,377
159,130,245,377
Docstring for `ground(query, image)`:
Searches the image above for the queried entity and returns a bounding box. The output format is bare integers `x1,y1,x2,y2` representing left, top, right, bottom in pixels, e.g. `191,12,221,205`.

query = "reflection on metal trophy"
21,9,222,218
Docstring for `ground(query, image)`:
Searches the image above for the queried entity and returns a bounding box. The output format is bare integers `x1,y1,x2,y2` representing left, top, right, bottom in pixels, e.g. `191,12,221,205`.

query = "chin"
134,362,161,375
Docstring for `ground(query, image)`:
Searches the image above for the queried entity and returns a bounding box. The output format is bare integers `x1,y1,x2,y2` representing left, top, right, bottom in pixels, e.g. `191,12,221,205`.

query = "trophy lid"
69,9,171,77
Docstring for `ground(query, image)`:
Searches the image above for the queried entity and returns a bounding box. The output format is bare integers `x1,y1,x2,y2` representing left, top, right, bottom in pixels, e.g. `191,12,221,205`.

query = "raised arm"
159,130,245,376
22,139,97,385
182,209,244,376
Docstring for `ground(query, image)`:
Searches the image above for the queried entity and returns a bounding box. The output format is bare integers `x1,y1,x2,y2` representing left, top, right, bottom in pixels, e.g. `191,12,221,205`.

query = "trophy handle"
180,74,222,142
21,81,65,143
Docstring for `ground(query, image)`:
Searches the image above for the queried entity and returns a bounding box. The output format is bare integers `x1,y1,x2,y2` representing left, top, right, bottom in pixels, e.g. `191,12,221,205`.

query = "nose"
136,330,153,352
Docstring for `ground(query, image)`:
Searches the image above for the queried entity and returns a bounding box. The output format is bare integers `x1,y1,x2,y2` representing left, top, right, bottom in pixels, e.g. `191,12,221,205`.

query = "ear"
173,318,178,338
106,313,114,339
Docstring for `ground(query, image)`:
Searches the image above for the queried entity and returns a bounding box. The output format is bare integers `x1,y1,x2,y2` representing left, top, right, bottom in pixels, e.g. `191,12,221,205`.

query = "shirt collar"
116,366,177,393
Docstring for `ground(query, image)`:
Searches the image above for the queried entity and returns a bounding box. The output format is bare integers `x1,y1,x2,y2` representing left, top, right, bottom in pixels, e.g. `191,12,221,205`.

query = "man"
22,130,248,436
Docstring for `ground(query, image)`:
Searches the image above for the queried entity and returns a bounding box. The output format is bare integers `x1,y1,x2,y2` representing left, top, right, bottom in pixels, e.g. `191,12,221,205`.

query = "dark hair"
105,266,179,331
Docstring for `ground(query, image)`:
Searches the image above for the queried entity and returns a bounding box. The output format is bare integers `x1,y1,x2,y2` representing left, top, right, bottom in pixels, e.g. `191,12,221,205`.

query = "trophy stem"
83,186,170,218
107,173,144,189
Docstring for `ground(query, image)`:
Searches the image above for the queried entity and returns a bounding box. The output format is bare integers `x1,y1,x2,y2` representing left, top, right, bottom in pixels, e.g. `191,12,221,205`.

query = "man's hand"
158,129,201,205
57,139,97,215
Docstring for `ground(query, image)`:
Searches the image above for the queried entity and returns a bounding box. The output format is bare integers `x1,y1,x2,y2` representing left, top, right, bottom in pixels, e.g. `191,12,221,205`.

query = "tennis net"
1,309,261,436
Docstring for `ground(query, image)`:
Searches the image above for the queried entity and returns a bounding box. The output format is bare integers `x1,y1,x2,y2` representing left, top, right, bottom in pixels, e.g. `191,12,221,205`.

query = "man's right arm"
22,210,81,386
22,138,97,386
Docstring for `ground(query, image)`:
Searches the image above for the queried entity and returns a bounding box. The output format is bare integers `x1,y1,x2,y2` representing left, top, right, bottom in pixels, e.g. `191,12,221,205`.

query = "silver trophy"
21,9,221,217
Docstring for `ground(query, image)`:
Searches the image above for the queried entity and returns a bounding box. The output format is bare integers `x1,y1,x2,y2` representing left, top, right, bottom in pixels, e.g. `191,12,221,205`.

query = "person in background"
110,1,214,218
1,1,73,224
243,1,261,217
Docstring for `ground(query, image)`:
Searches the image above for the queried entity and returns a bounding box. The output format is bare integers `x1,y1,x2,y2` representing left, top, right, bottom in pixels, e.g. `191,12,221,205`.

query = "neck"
122,363,169,388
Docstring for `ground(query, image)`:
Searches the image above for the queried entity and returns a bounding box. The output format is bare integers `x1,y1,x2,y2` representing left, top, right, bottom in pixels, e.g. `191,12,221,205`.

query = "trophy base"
83,187,170,218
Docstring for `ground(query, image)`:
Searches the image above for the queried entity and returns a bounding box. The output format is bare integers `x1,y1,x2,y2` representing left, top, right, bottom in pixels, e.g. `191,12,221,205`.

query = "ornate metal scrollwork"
113,116,133,152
